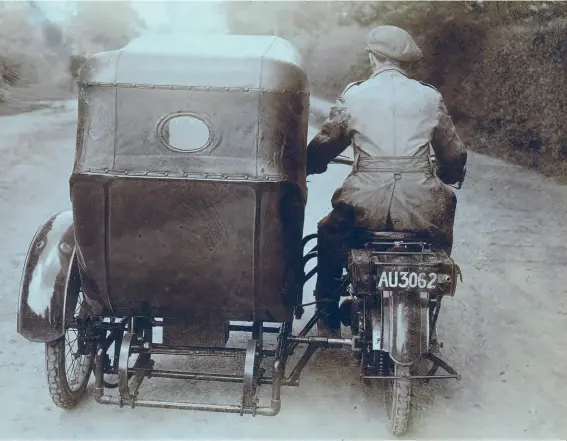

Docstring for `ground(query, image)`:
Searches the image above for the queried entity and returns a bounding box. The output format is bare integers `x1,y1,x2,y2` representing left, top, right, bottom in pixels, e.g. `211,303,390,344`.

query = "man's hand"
438,164,466,189
306,163,322,176
306,144,330,175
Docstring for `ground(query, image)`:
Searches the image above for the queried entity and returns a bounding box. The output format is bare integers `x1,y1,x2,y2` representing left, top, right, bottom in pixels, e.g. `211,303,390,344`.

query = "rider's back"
344,69,440,159
329,69,463,251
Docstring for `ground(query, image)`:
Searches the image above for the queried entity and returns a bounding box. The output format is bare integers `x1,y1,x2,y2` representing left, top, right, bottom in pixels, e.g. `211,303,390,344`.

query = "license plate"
377,271,440,291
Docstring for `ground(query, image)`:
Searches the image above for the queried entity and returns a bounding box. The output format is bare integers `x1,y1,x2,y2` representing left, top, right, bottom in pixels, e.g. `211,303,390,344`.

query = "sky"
32,0,229,34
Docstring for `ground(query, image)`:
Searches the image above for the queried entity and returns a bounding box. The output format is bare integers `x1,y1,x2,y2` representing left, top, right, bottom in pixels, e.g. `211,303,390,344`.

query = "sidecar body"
18,33,310,343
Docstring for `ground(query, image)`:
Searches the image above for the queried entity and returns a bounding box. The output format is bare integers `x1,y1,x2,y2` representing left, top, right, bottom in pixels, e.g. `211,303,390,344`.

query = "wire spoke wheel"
63,327,90,392
384,356,412,437
45,270,95,408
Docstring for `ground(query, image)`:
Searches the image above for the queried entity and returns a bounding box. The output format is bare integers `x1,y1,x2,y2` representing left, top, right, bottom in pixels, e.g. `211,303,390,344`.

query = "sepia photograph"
3,0,566,438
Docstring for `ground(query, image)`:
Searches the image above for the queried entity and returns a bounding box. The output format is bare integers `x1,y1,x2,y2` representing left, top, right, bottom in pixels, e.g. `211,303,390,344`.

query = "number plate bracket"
348,248,460,297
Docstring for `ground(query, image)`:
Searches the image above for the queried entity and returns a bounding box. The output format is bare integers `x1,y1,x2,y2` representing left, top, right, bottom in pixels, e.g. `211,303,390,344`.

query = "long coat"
306,66,468,250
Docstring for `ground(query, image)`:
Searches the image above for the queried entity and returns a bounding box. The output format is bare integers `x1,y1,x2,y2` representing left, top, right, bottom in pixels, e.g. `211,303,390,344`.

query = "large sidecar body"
18,34,310,341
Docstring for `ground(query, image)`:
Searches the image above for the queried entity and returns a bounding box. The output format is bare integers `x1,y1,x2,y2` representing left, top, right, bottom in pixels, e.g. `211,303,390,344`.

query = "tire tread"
45,337,91,409
388,377,412,436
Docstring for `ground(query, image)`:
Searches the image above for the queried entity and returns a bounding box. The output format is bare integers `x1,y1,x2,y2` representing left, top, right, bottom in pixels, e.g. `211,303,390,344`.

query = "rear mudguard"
374,291,430,366
17,211,78,343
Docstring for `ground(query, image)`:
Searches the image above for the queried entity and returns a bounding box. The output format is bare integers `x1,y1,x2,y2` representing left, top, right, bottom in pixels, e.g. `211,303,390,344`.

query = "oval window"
160,114,211,152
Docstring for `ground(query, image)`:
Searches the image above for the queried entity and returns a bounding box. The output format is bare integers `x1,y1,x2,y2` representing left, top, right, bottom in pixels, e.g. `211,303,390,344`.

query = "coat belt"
353,155,433,174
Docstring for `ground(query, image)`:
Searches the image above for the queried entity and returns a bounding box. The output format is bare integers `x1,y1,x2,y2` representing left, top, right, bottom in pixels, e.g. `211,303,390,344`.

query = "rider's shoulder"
418,80,440,93
342,80,364,95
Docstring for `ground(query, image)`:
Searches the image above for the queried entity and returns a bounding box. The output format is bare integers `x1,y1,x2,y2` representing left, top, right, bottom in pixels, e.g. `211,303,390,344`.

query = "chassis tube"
130,368,274,384
95,395,281,415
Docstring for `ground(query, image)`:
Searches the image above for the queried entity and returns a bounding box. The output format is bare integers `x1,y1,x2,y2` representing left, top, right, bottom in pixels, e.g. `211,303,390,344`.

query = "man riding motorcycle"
306,25,468,337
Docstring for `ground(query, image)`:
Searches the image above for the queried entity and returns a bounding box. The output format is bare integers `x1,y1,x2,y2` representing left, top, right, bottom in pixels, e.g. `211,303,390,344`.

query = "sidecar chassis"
91,314,357,415
91,315,459,415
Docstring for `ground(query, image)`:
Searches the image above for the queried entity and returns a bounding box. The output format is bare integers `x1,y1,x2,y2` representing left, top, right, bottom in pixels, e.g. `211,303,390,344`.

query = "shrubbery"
0,1,144,110
391,3,567,175
462,20,567,165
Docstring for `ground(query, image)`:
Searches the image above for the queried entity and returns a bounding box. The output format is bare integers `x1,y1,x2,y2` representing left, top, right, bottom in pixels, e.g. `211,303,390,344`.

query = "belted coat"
306,67,468,248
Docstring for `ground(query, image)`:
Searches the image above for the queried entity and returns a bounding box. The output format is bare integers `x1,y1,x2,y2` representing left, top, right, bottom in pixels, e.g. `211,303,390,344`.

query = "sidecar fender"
17,211,77,343
378,291,430,366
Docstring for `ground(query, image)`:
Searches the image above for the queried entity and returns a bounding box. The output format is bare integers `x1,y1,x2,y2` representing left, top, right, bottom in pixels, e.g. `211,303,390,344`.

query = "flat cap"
366,25,423,62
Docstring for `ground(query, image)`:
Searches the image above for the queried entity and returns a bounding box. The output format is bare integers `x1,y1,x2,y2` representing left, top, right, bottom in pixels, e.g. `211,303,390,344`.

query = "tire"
44,286,94,409
45,335,93,408
384,361,412,436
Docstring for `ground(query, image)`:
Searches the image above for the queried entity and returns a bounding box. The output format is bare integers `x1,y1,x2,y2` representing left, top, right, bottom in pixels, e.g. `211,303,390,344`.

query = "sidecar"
17,33,313,414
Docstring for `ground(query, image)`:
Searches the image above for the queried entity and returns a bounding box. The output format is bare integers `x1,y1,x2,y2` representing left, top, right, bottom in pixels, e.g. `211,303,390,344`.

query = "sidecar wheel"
45,286,94,409
384,362,412,436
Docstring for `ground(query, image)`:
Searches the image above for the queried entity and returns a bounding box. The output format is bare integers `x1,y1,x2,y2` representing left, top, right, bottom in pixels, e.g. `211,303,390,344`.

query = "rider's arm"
430,95,468,185
306,96,351,175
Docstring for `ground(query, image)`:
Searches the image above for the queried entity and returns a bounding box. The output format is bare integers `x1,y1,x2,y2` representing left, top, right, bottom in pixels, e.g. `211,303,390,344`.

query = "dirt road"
1,100,566,439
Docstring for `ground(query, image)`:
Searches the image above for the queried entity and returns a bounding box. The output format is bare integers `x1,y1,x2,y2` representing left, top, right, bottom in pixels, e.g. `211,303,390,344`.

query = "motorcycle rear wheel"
384,362,412,436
